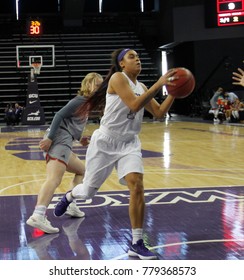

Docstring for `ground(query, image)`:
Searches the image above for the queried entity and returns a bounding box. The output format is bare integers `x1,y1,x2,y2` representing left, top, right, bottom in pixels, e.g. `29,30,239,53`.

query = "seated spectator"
4,103,15,126
223,91,239,104
14,103,23,125
226,98,244,122
209,87,225,123
210,87,224,109
216,95,228,123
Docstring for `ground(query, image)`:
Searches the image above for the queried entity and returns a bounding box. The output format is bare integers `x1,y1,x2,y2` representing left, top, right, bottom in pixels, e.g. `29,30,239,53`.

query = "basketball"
166,67,195,99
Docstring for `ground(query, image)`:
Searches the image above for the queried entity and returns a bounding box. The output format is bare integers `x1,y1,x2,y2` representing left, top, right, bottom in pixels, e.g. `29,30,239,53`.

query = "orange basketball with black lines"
166,67,195,99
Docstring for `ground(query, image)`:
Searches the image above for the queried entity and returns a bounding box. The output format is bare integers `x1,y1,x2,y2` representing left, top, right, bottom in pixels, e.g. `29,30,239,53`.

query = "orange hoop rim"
31,62,41,67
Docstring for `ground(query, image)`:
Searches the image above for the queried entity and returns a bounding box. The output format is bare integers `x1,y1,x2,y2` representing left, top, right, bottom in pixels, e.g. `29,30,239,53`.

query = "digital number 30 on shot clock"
27,20,43,36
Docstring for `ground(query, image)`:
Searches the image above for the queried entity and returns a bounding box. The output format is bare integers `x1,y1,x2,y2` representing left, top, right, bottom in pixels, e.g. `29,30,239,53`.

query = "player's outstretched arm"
232,68,244,87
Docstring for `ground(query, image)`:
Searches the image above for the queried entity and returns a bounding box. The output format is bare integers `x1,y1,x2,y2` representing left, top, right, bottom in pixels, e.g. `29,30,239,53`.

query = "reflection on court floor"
0,186,243,260
1,120,244,260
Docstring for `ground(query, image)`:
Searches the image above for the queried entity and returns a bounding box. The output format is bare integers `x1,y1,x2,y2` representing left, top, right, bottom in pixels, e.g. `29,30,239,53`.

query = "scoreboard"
217,0,244,26
205,0,244,27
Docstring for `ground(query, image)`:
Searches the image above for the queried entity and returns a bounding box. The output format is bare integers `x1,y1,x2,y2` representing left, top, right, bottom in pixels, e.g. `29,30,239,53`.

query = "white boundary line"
111,238,244,260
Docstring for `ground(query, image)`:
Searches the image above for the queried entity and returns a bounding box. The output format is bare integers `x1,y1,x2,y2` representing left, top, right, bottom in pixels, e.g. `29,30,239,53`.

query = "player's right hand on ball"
161,68,178,86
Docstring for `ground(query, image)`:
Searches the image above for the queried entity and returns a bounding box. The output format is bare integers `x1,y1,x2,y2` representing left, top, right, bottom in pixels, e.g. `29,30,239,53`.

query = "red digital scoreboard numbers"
27,20,43,36
217,0,244,26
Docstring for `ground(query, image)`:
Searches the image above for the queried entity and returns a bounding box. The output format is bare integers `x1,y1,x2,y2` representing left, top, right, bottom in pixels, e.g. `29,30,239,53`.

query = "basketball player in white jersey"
54,48,177,259
26,72,103,234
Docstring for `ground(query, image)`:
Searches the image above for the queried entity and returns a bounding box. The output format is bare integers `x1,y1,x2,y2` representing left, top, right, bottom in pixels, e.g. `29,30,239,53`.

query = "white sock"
132,228,143,244
33,205,47,216
66,192,74,202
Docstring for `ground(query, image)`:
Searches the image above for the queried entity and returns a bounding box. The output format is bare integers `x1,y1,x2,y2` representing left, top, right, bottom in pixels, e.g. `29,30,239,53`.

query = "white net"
31,63,41,75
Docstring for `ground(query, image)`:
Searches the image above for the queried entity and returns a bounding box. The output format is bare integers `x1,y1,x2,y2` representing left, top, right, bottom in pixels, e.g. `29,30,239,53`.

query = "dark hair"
75,48,126,118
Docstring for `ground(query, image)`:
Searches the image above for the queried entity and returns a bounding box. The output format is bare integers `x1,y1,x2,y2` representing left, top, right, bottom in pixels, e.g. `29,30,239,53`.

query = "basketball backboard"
16,45,55,69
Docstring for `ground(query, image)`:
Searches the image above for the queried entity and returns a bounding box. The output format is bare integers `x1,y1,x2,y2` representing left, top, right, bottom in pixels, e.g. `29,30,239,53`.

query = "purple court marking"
5,137,164,161
0,186,243,260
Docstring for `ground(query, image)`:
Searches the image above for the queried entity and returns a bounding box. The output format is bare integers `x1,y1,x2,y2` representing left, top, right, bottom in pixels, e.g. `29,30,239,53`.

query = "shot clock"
205,0,244,27
27,20,43,36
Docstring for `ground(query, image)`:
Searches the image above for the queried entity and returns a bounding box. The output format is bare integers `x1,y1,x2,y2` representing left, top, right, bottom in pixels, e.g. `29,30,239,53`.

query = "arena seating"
0,32,159,124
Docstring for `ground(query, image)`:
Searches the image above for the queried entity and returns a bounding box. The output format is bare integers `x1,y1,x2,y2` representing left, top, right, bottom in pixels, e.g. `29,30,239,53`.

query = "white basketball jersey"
100,72,145,139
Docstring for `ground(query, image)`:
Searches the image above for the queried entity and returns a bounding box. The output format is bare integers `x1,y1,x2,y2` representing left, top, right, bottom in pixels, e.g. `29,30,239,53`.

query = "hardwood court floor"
0,116,243,260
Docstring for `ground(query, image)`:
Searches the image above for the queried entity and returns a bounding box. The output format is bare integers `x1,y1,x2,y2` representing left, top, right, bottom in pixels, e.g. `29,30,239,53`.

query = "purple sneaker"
128,239,157,260
54,192,72,217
